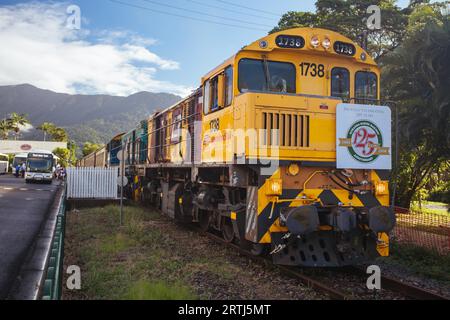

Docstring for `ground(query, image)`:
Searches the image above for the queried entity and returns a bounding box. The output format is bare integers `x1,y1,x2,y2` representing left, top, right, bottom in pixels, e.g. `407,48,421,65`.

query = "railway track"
196,228,449,300
150,205,449,300
201,230,350,299
345,267,448,300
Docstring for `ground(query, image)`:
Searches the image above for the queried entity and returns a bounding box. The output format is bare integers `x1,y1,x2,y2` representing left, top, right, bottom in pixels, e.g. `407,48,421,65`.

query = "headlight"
322,38,331,49
287,163,300,176
266,179,282,196
375,181,389,195
310,35,320,48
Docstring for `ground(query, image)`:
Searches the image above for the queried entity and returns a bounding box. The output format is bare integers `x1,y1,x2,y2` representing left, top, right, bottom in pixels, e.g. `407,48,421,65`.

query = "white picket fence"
66,167,118,199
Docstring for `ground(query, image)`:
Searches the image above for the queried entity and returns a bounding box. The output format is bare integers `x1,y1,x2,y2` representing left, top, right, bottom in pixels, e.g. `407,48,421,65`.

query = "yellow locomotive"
81,27,396,267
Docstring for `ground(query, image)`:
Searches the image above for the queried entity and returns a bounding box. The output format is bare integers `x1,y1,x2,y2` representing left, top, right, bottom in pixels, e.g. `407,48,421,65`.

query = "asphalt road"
0,174,58,299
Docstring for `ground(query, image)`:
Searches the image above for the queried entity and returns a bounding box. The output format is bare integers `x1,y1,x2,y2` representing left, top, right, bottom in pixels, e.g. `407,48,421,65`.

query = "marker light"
375,181,389,196
322,38,331,49
266,179,283,196
310,36,320,48
287,163,300,176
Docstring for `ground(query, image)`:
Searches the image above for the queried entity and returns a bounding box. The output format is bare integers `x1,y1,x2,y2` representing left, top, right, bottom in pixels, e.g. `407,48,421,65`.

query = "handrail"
41,186,66,300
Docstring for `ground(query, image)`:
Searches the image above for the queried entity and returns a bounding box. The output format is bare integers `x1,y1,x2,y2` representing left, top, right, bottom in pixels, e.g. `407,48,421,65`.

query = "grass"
63,204,198,300
411,200,449,216
418,201,449,207
386,242,450,283
63,204,253,300
125,281,196,300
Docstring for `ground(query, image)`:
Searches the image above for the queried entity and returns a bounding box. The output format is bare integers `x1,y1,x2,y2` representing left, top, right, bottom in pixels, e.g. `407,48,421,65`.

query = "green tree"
82,142,103,157
37,122,56,141
50,127,69,142
53,147,70,167
8,113,30,140
67,140,78,166
36,122,68,142
271,0,409,60
0,119,13,139
383,11,449,207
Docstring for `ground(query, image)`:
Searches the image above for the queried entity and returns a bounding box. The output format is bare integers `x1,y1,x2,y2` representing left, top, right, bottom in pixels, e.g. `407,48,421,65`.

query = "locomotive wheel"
221,217,235,243
198,210,210,232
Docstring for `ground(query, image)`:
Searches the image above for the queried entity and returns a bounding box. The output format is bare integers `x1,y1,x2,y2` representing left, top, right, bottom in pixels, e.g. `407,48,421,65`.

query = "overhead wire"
108,0,267,31
140,0,273,28
184,0,278,22
214,0,281,18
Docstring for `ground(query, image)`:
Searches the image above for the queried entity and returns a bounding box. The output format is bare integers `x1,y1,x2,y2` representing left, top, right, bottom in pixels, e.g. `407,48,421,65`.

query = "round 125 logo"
346,120,383,163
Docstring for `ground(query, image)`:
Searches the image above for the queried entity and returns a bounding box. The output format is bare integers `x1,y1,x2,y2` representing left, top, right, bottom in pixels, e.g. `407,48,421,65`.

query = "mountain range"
0,84,182,153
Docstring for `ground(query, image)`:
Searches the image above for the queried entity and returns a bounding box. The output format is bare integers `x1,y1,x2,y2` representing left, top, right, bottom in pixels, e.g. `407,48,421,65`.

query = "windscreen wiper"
262,55,270,91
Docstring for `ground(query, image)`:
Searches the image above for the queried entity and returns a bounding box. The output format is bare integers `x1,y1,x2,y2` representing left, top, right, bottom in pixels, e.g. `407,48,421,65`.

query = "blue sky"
0,0,432,96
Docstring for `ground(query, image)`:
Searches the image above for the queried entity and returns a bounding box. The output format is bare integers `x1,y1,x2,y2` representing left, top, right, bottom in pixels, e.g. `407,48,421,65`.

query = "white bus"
11,153,28,175
0,153,8,175
25,151,55,184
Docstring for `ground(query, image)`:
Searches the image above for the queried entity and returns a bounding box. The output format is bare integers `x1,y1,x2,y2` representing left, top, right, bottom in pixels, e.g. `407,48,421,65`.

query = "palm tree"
8,113,30,140
37,122,56,141
0,119,13,139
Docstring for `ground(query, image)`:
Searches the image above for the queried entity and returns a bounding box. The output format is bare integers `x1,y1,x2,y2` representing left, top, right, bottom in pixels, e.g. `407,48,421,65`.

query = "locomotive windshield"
238,58,296,94
355,71,378,100
331,67,350,99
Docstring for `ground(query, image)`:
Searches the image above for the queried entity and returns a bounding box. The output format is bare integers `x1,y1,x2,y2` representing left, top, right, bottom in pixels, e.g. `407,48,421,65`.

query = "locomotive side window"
238,58,296,94
355,71,378,100
203,66,232,114
224,66,233,106
203,76,220,114
331,67,350,99
209,77,219,112
203,81,210,115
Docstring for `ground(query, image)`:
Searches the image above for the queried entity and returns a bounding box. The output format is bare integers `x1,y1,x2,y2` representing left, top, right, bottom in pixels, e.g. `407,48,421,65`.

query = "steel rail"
158,209,449,300
198,229,350,300
347,267,449,300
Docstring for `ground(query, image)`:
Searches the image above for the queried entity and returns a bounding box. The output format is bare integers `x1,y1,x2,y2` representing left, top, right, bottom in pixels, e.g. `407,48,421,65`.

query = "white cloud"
0,2,192,97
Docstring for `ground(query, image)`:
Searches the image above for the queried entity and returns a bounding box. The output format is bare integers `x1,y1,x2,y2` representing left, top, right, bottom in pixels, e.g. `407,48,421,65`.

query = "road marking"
0,186,54,192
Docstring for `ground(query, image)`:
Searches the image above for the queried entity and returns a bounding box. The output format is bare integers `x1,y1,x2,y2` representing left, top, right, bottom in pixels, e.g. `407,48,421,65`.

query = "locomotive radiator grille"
261,112,310,147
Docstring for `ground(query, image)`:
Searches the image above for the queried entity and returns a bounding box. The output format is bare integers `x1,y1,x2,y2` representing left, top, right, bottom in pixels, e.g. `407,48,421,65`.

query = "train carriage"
90,27,396,267
77,133,125,168
107,133,125,167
